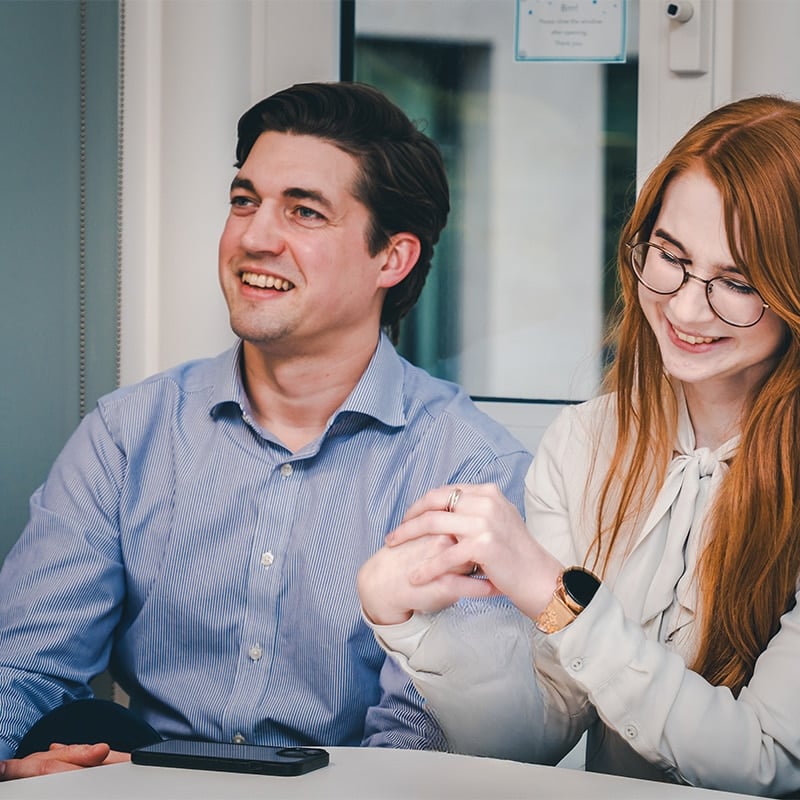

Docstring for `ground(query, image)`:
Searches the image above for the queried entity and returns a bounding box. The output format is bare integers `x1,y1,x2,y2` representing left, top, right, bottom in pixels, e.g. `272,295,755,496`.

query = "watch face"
562,567,600,608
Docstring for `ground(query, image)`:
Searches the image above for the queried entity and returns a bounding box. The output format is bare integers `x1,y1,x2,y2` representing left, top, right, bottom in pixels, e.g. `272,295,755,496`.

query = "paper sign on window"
516,0,627,62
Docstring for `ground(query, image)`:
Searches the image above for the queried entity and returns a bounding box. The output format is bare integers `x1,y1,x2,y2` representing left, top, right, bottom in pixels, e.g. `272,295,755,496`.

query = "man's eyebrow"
284,187,334,211
230,176,256,193
229,178,336,212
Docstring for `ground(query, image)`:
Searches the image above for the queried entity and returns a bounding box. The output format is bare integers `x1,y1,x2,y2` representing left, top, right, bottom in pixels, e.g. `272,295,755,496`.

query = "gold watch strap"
535,571,580,634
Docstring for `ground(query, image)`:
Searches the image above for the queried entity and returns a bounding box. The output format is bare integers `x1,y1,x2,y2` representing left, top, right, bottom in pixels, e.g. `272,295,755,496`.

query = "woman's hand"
386,483,563,622
358,532,496,626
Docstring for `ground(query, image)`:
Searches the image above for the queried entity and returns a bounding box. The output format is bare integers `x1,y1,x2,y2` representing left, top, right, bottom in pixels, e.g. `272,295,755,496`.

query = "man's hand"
358,532,496,626
0,742,130,780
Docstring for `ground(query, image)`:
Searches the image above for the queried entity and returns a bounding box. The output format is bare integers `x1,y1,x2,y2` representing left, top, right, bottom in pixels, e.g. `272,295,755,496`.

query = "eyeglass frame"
625,241,769,328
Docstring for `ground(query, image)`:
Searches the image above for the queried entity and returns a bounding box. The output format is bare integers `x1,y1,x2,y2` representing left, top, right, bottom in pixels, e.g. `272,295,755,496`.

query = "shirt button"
248,644,263,661
232,733,246,744
280,463,293,477
624,723,638,739
260,551,274,568
569,657,584,672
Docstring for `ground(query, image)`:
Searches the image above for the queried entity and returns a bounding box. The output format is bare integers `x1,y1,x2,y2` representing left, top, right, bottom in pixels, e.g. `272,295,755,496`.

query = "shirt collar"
208,334,407,430
337,332,407,429
208,342,248,417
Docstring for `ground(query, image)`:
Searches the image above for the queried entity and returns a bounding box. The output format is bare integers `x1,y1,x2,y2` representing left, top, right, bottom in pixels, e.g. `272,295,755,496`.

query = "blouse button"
569,657,584,672
232,733,246,744
624,723,638,739
280,463,293,477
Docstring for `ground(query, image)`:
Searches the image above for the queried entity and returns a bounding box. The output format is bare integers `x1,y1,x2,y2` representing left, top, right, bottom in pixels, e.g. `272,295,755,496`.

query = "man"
0,82,531,779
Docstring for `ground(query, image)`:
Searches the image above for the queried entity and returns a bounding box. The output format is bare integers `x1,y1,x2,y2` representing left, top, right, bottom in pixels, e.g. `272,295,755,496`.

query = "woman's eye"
719,278,757,296
657,249,683,268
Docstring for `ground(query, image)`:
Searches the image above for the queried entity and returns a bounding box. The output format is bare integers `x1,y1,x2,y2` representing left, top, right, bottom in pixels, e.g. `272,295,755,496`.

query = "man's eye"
295,206,324,221
230,195,256,209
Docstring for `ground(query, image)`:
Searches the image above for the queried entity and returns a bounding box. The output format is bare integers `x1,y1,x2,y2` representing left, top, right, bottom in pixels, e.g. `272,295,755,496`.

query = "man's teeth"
675,329,718,345
241,271,293,291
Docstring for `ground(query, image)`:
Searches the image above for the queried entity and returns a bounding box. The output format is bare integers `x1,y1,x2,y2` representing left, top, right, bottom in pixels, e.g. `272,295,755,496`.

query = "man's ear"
376,233,421,289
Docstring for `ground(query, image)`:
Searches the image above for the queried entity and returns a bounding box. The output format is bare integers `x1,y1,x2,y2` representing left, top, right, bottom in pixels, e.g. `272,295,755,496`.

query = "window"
353,0,638,402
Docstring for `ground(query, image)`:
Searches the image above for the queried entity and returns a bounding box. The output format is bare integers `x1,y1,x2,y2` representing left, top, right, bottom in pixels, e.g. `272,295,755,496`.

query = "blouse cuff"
543,583,685,765
361,608,436,659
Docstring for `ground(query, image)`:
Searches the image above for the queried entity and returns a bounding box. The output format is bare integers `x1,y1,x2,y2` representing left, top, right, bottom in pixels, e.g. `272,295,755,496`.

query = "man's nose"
240,204,286,255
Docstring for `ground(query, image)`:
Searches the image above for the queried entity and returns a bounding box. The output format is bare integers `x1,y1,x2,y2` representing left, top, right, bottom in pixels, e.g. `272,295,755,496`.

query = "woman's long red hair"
596,96,800,694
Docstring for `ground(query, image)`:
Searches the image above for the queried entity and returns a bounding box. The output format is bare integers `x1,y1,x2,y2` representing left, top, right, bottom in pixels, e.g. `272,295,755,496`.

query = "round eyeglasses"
627,241,769,328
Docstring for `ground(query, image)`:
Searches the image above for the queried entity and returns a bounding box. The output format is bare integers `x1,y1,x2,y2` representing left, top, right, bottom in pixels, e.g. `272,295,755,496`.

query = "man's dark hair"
235,81,450,343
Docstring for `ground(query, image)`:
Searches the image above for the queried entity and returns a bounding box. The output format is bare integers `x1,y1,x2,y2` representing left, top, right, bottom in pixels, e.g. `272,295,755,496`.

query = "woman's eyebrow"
653,227,688,255
654,226,746,275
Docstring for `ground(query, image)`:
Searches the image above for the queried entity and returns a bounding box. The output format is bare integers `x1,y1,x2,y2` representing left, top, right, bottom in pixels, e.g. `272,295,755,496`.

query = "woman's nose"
667,274,716,323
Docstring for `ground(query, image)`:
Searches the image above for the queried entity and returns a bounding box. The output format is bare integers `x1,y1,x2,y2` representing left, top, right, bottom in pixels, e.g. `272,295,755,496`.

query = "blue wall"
0,0,119,562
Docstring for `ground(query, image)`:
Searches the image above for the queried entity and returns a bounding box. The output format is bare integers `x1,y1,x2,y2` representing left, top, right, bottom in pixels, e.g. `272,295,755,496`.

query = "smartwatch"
535,567,600,634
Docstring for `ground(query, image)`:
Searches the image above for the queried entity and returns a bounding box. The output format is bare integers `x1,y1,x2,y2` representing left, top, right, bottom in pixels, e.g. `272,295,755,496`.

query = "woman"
358,95,800,797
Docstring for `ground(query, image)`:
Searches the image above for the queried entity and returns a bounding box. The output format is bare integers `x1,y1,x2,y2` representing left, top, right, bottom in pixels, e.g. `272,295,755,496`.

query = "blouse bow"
612,395,739,653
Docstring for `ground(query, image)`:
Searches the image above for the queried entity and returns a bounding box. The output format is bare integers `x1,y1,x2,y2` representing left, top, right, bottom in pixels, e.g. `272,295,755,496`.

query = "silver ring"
445,487,462,513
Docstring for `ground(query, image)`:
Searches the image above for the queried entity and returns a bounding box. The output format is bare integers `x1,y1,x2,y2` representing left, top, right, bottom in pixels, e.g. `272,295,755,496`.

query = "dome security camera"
666,2,694,22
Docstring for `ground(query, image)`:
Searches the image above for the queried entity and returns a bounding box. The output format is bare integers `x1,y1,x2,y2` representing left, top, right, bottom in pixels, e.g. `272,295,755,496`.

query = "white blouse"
370,392,800,796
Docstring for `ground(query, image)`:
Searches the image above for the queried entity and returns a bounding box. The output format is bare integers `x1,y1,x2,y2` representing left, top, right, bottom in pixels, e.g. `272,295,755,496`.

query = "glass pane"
354,0,638,401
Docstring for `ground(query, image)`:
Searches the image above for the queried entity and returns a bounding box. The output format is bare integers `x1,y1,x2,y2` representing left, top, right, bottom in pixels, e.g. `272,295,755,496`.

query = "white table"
0,746,765,799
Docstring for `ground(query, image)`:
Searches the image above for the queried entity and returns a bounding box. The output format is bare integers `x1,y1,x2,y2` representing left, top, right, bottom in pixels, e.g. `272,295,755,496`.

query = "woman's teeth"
674,328,718,345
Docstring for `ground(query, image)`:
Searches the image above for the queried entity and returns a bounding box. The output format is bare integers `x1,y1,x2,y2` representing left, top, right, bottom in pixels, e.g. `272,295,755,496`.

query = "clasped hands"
358,483,563,626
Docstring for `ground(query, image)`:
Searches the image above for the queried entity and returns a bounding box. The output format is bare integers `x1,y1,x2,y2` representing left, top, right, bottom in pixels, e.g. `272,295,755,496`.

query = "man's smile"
240,271,294,291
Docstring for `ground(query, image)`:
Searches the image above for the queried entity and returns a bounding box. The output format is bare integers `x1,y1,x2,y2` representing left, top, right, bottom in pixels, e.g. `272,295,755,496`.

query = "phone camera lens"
276,747,320,758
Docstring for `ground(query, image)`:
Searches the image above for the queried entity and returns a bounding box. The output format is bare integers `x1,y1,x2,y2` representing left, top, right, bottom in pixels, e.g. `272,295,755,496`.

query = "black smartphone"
131,739,329,776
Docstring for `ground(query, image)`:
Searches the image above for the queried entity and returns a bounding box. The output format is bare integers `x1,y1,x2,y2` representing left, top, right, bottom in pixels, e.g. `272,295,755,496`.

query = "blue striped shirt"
0,335,531,758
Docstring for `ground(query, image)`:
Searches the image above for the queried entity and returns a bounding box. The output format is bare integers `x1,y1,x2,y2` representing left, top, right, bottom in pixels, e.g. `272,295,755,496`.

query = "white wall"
730,0,800,99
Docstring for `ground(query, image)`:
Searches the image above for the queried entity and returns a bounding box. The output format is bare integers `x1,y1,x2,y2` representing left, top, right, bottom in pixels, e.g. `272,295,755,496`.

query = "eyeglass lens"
630,242,765,327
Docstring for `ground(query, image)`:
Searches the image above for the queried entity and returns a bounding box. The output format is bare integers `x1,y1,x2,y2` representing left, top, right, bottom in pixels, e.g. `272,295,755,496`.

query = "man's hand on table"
0,742,129,780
